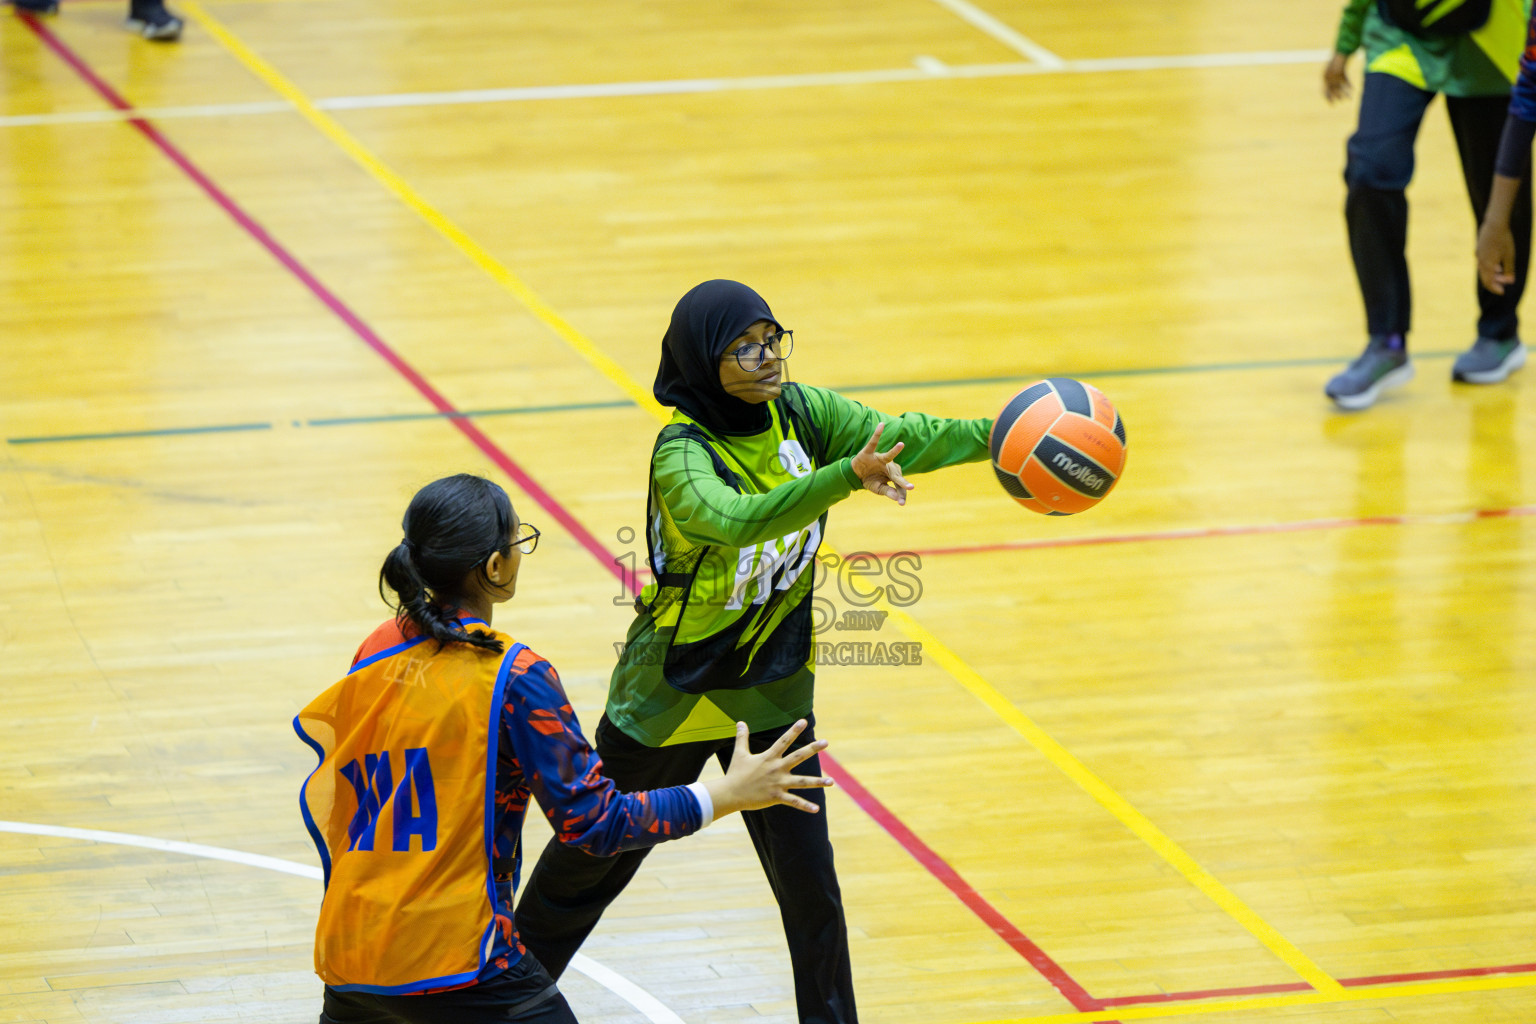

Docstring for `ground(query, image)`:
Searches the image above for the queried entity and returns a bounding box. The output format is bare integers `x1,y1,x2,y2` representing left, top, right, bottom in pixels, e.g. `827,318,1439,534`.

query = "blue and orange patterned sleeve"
500,649,703,855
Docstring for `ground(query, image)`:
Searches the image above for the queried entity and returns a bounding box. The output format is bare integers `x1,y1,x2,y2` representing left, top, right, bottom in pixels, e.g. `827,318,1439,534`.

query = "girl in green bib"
515,280,991,1024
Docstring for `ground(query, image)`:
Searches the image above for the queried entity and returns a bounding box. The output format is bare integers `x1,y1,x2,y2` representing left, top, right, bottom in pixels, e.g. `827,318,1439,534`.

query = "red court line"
1096,981,1310,1007
18,14,1116,1016
824,760,1110,1015
1096,961,1536,1008
18,13,616,576
1341,961,1536,989
868,504,1536,562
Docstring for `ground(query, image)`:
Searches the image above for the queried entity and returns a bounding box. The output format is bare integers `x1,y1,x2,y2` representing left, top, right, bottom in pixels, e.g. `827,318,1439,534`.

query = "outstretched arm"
797,384,992,475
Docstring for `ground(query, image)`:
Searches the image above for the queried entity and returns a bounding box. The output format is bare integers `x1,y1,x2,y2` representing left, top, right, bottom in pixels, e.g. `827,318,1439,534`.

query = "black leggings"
319,954,575,1024
515,714,857,1024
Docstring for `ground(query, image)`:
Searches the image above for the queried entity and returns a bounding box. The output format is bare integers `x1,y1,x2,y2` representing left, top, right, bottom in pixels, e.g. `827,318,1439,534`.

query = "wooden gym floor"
2,1,1533,1022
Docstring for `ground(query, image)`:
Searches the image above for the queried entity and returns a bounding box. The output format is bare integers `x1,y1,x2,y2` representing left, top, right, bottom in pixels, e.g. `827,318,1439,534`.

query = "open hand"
850,423,914,506
707,720,833,817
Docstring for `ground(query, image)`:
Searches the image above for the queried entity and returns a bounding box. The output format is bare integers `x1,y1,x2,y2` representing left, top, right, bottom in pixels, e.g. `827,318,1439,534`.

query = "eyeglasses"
512,523,540,555
725,330,794,372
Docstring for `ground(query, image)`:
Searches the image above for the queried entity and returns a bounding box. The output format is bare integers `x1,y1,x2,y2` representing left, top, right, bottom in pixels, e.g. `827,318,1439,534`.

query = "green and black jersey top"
1333,0,1527,96
605,382,991,747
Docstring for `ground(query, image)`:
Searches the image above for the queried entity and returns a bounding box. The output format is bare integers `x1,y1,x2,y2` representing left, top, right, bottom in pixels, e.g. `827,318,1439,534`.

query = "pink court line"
18,12,1115,1018
824,759,1110,1015
17,13,615,577
1095,961,1536,1008
869,504,1536,562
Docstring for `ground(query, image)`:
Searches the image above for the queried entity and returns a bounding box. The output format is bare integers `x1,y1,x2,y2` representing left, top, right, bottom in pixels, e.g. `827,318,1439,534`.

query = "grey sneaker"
1326,335,1414,411
126,0,181,40
1451,336,1526,384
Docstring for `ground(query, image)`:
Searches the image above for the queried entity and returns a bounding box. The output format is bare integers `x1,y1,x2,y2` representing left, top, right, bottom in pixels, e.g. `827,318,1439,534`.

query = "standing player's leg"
724,717,856,1024
1328,72,1436,410
1448,92,1532,383
515,716,716,979
8,0,180,39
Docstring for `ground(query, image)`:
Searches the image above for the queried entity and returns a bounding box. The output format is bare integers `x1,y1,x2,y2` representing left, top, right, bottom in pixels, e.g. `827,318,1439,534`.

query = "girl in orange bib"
297,474,833,1024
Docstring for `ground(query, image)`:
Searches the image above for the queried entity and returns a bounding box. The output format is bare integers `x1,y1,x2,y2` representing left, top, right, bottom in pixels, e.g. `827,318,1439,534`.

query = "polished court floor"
2,1,1533,1022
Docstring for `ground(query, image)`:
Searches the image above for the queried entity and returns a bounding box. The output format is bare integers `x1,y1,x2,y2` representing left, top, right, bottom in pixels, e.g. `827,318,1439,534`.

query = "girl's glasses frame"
728,330,794,371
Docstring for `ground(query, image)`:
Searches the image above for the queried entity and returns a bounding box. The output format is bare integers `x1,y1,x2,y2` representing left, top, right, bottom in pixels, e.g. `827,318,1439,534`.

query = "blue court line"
4,351,1461,446
6,421,274,445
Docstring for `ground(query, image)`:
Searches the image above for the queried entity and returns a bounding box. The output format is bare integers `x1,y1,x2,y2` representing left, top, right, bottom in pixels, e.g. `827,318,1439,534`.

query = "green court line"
5,351,1461,447
6,422,273,445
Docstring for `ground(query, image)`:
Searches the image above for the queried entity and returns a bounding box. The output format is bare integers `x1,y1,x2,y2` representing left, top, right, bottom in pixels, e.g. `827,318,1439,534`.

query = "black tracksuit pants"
514,714,856,1024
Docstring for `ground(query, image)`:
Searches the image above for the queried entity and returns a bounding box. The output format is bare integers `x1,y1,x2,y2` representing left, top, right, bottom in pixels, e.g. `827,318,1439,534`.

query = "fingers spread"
766,719,807,757
779,738,828,769
784,773,834,789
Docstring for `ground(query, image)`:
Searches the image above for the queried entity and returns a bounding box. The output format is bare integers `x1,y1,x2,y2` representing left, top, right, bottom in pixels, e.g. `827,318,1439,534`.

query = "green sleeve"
796,384,992,474
654,438,861,549
1335,0,1371,54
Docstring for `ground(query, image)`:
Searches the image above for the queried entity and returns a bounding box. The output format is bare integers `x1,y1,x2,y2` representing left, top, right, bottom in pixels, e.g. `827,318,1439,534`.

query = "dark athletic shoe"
12,0,61,14
126,0,182,40
1325,335,1414,411
1451,336,1526,384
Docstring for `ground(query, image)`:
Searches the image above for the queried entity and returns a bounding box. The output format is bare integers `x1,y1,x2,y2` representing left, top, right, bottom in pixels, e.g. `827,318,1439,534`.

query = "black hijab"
653,280,779,434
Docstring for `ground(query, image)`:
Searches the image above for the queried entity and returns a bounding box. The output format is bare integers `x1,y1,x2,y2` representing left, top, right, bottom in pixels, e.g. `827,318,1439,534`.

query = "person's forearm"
657,439,858,549
1486,172,1524,230
802,384,991,472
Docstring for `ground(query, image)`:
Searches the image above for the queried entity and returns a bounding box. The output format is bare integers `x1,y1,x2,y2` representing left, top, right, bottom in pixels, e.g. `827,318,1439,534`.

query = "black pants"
1344,71,1531,341
514,715,856,1024
319,954,575,1024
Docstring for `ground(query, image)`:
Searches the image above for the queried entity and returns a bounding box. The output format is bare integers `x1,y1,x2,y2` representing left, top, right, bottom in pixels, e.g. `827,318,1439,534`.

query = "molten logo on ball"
1050,451,1106,492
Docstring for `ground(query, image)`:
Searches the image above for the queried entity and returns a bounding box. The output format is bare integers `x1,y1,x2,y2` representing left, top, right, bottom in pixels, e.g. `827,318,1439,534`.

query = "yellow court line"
178,0,664,422
882,608,1340,994
184,0,1338,999
978,971,1536,1024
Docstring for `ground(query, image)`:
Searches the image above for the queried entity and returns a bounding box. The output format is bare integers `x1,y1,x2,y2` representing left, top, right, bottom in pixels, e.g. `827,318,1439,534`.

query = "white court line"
0,819,683,1024
0,49,1331,129
0,819,326,878
926,0,1066,67
317,66,939,109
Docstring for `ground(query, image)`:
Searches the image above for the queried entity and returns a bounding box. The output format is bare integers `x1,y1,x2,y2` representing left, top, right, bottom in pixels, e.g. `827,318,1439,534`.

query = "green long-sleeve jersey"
605,383,991,747
1333,0,1528,96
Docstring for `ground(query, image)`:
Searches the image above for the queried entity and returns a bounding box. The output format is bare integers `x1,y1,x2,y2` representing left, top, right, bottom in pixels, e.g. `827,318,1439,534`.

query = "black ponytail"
379,474,514,653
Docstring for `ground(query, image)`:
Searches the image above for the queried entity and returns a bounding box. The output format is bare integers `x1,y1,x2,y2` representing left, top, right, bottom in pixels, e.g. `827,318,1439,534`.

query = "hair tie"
401,538,416,555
